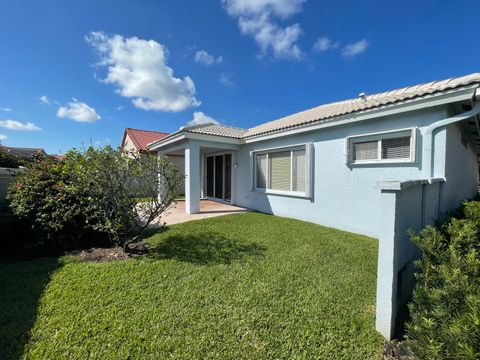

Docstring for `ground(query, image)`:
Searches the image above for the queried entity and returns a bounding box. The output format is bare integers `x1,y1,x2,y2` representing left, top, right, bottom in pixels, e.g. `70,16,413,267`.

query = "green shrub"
6,154,101,252
6,146,183,253
406,200,480,359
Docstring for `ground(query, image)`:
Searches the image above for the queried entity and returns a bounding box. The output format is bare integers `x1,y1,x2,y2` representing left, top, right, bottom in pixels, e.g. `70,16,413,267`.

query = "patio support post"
185,141,200,214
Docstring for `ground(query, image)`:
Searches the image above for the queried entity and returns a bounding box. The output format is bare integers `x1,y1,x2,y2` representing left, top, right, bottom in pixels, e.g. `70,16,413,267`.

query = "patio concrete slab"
158,200,249,225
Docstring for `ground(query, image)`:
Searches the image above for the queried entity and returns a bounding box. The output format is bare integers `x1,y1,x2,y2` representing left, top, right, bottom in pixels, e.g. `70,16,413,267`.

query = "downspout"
423,88,480,179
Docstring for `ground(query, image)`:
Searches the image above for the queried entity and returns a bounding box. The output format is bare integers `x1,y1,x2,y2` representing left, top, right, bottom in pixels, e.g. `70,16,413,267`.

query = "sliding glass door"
205,153,232,202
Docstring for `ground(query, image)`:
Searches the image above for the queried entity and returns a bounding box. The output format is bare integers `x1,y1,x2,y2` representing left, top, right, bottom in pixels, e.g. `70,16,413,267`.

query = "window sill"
253,188,310,199
348,159,415,166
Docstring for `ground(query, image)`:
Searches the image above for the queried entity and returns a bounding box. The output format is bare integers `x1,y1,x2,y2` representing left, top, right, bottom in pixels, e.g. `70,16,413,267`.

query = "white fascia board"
148,131,243,151
185,132,243,145
148,133,186,150
244,87,477,144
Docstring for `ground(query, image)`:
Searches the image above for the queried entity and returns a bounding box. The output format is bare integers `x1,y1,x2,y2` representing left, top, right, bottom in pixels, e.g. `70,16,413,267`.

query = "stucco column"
375,189,398,340
375,180,430,340
185,141,200,214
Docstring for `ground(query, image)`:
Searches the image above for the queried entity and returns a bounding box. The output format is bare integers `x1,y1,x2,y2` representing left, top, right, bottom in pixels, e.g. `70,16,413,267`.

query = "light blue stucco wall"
441,123,479,211
233,106,457,238
375,180,443,338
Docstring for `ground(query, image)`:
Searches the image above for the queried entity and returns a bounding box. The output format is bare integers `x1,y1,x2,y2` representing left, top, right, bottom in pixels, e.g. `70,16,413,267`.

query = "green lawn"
0,213,384,359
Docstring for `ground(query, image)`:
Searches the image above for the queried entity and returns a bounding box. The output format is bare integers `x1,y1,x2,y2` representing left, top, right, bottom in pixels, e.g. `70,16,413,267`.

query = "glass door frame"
204,152,233,204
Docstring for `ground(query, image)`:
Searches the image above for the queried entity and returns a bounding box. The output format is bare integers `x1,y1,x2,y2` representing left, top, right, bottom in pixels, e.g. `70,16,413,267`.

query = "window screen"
353,141,378,161
350,130,413,163
292,149,305,192
269,151,291,191
256,154,267,189
382,136,410,159
255,145,308,193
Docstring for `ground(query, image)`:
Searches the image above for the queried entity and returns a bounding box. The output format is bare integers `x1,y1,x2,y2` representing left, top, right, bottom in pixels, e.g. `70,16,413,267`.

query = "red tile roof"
52,154,66,161
122,128,170,152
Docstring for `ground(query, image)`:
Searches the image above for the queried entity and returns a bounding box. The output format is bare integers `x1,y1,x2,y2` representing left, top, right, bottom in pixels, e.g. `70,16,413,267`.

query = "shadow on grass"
0,257,62,360
147,231,266,264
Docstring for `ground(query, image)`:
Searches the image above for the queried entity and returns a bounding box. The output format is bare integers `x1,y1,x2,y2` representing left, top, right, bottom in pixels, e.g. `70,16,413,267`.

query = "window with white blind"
348,129,415,164
254,145,308,195
269,151,291,190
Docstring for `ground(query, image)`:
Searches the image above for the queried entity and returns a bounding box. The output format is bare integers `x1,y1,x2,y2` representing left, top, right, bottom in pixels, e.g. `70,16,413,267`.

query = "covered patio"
148,123,247,215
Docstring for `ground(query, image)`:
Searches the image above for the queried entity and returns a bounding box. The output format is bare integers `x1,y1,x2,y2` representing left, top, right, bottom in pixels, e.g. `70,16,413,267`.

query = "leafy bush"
6,155,100,252
6,147,183,253
406,200,480,359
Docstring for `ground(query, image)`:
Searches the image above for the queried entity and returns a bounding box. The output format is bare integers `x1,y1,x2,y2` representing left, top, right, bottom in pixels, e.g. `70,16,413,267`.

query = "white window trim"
346,128,417,165
252,143,312,198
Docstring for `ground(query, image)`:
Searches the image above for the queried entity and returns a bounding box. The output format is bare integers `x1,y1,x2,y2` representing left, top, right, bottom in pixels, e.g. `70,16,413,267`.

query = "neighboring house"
149,73,480,339
52,154,66,161
0,146,44,201
121,127,185,194
121,127,170,154
0,145,47,160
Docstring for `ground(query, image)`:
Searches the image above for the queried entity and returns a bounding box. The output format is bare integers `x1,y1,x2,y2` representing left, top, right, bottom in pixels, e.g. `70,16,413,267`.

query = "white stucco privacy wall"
0,168,23,202
234,106,451,238
375,179,442,338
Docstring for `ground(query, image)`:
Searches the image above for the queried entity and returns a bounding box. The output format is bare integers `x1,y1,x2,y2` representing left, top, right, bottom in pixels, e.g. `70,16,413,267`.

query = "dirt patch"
383,341,416,360
74,243,150,262
76,247,130,262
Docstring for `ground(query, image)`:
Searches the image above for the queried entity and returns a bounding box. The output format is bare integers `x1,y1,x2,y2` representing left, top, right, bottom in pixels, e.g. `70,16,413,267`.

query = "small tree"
80,147,183,250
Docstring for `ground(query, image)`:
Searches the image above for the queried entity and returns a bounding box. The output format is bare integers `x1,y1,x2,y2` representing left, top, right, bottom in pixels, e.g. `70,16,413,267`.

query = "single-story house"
0,145,47,160
148,73,480,339
121,127,185,193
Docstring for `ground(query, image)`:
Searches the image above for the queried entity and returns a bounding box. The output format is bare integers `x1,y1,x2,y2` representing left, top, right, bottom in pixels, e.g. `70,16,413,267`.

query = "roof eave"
148,131,244,151
244,85,478,143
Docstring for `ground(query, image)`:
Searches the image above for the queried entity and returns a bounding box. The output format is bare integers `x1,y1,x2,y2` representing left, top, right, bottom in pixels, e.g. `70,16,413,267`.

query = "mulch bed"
77,247,130,262
75,243,150,262
383,341,415,360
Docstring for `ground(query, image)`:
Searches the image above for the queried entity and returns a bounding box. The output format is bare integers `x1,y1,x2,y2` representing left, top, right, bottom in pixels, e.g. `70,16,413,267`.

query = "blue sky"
0,0,478,154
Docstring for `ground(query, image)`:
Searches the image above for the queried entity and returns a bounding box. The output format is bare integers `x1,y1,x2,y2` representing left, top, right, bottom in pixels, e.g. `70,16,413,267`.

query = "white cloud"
0,119,42,131
56,99,101,123
1,107,12,112
188,111,219,126
39,95,51,105
0,134,7,141
116,105,124,111
194,50,223,66
86,31,200,112
223,0,305,60
313,36,339,52
94,137,111,146
224,0,304,18
219,72,234,86
341,39,369,58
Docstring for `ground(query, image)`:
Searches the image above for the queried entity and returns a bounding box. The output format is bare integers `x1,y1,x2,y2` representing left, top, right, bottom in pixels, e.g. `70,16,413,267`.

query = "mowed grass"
0,213,384,359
